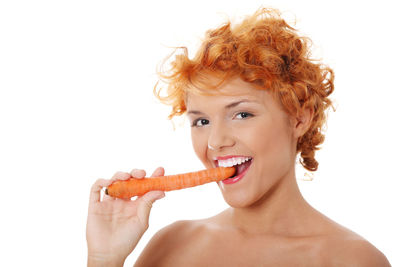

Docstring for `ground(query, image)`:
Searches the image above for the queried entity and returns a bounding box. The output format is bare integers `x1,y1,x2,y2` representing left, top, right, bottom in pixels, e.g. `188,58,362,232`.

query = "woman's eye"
235,112,253,119
192,118,209,127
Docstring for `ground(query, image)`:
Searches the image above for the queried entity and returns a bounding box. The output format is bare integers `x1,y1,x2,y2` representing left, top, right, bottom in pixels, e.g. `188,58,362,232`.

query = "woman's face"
186,77,301,208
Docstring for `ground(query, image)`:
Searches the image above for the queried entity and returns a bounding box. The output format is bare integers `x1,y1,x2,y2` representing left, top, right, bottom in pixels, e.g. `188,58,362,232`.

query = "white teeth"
217,156,252,167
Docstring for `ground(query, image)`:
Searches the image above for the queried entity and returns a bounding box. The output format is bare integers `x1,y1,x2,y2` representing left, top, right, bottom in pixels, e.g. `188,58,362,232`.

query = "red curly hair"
153,7,335,172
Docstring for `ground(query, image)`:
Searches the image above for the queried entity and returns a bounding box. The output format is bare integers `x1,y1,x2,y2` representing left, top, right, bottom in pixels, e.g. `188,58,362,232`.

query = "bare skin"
134,77,391,266
135,212,389,267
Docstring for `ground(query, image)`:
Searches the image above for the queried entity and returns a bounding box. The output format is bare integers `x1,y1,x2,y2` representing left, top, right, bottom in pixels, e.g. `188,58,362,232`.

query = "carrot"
105,166,235,198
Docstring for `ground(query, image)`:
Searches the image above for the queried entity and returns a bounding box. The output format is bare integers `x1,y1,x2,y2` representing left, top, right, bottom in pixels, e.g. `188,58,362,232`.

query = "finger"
111,171,131,182
137,190,166,228
102,193,115,202
90,178,113,203
150,167,165,178
130,168,146,179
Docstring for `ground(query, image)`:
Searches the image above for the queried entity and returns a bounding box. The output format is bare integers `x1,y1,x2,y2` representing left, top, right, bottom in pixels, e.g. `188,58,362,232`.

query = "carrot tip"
105,188,108,195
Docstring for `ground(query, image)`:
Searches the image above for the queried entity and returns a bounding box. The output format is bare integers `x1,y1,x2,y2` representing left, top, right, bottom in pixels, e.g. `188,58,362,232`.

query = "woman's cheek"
191,130,207,162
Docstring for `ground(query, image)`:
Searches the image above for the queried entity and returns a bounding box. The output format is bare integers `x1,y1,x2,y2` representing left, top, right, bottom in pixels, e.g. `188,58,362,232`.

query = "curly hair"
153,7,335,172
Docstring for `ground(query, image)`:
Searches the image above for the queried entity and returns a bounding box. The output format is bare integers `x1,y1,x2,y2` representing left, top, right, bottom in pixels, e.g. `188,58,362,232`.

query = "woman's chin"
217,189,251,208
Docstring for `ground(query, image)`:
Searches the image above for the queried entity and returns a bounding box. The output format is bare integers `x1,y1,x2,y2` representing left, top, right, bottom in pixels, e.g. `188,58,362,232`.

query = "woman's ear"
291,107,314,139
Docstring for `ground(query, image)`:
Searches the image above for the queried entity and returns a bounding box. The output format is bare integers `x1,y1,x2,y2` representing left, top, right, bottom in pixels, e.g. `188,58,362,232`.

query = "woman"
86,8,391,266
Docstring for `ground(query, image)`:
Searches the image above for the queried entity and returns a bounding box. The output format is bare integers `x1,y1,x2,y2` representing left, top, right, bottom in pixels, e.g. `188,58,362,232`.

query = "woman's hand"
86,167,166,266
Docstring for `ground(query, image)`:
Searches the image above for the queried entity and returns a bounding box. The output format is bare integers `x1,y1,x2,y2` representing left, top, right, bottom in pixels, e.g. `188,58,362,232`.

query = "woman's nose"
207,123,235,151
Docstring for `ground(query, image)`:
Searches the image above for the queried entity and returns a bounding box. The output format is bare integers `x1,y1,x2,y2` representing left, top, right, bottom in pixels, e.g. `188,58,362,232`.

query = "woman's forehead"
186,77,268,105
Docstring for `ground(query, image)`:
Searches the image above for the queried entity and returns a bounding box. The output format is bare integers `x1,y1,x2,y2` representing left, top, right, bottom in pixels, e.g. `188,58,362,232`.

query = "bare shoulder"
134,220,205,267
321,227,391,267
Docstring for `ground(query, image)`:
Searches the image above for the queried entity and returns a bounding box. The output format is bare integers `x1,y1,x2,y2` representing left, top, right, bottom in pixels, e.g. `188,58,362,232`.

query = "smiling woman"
86,7,391,267
147,7,390,266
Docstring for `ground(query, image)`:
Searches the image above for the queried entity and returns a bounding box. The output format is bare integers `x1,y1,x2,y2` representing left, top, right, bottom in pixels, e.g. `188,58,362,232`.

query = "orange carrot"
105,166,235,198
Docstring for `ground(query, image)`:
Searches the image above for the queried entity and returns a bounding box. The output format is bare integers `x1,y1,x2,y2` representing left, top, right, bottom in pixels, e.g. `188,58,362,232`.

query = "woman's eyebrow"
187,99,259,115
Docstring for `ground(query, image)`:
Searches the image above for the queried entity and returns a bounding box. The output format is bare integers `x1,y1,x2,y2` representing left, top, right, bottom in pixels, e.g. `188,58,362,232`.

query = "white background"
1,0,399,266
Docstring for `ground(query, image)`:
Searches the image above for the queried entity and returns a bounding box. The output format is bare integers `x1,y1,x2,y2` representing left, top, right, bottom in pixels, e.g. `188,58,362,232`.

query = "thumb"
137,190,165,228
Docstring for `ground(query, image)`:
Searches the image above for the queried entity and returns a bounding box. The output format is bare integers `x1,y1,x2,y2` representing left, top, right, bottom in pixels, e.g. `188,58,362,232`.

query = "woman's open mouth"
215,157,252,184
